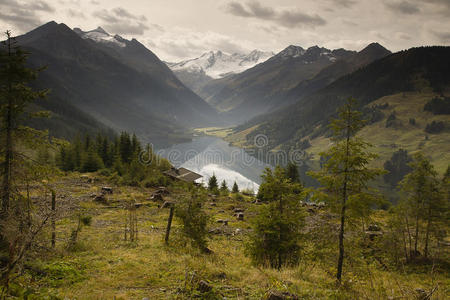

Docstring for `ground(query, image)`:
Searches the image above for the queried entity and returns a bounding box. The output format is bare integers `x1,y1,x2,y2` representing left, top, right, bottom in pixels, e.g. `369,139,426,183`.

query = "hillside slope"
17,22,222,144
228,46,450,174
199,44,389,124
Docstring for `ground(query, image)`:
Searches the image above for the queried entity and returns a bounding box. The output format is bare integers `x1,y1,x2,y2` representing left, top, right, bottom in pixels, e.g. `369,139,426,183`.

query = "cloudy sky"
0,0,449,61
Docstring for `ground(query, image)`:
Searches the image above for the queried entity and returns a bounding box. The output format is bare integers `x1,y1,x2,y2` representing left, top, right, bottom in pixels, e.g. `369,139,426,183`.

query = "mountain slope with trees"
232,46,450,153
15,22,222,145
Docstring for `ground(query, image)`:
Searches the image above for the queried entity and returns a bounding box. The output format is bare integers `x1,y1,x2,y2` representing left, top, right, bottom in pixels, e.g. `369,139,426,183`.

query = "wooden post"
165,206,174,244
51,190,56,248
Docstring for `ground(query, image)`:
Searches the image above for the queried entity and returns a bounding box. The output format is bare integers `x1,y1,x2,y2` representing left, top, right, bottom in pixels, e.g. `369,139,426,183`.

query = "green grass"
307,92,450,174
11,173,449,299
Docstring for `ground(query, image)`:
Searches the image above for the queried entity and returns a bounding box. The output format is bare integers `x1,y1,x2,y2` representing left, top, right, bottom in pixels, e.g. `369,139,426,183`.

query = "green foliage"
207,174,219,195
383,149,413,188
43,262,85,287
423,96,450,115
385,111,397,128
397,153,445,259
308,98,384,281
175,188,210,251
425,121,444,134
57,131,171,187
219,180,228,196
247,166,305,268
231,181,239,193
285,162,300,183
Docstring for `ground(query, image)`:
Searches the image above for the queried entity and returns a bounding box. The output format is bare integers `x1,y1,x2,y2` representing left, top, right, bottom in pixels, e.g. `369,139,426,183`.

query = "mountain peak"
93,26,108,35
74,26,127,48
362,42,390,53
278,45,305,58
168,49,274,79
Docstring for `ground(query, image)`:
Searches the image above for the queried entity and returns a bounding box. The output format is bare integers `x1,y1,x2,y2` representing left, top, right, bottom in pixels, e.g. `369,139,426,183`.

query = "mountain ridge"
16,21,222,146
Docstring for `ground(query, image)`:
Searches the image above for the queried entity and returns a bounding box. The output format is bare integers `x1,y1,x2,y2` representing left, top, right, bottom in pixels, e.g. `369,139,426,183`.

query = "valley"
0,4,449,299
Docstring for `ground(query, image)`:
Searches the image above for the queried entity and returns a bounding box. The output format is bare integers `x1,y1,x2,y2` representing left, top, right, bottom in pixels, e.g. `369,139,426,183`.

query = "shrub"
385,111,398,128
247,167,305,268
175,188,210,251
425,121,445,134
424,97,450,115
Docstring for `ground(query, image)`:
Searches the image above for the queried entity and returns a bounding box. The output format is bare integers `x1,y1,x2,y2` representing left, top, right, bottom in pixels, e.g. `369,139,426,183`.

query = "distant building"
163,167,202,183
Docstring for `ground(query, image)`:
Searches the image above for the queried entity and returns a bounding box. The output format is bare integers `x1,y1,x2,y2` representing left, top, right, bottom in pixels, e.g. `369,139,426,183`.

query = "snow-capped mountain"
73,26,127,48
168,50,275,79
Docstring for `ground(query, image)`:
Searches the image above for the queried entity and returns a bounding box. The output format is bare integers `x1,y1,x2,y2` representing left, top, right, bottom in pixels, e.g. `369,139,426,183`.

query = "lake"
157,136,271,192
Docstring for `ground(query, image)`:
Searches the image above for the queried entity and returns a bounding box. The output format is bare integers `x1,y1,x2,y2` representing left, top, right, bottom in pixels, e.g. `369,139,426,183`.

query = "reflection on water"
157,136,271,192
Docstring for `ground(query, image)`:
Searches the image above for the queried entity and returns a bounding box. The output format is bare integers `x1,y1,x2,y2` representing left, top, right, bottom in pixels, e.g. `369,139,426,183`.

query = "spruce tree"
246,166,304,268
0,31,48,216
208,173,219,194
232,181,239,193
220,180,228,195
399,153,443,258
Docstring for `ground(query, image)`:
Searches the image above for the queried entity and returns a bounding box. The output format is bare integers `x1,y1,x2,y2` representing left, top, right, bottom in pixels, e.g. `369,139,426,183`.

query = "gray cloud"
325,0,357,9
385,1,420,15
224,1,326,28
93,7,150,35
67,9,86,19
0,0,54,31
432,30,450,43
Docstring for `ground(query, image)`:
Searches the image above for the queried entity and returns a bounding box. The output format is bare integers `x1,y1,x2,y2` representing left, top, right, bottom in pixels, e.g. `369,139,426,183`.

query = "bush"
385,111,398,128
425,121,445,134
383,149,412,188
246,167,305,268
175,188,210,251
424,97,450,115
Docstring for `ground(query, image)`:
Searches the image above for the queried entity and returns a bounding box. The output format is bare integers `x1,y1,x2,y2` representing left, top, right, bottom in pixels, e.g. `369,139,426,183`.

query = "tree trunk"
278,195,283,269
414,208,420,256
424,202,432,258
337,115,351,283
1,33,13,218
51,190,56,248
164,206,174,244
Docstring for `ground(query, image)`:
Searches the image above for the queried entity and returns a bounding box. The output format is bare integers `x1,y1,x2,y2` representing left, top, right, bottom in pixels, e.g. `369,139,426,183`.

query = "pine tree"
0,31,48,216
285,162,300,183
383,149,412,188
208,173,219,193
232,181,239,193
246,166,304,268
220,180,228,195
399,153,443,258
308,98,383,282
175,187,209,252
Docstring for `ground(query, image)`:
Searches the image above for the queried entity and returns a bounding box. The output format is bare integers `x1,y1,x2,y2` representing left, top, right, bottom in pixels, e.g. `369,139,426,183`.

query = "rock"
101,187,113,194
197,280,212,293
209,228,223,234
94,193,107,204
161,201,174,209
234,228,242,235
233,208,244,213
415,288,427,300
142,298,150,300
367,224,381,231
216,219,229,226
209,202,217,207
89,193,97,198
266,290,298,300
155,187,170,195
151,193,164,201
236,212,244,221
